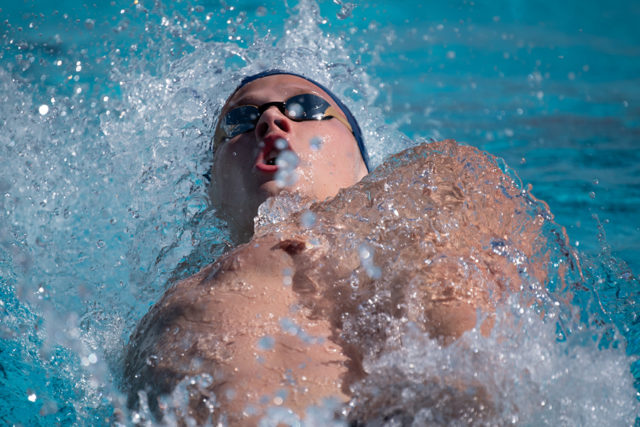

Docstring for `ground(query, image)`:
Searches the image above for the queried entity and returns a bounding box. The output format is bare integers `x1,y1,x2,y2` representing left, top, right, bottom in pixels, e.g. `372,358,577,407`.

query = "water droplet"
282,267,293,286
358,243,381,279
309,136,323,151
84,19,95,30
280,318,300,336
589,191,596,199
359,244,371,260
27,390,37,402
446,50,456,59
145,355,158,367
257,335,275,350
287,103,303,119
336,1,355,20
275,150,299,188
301,210,316,228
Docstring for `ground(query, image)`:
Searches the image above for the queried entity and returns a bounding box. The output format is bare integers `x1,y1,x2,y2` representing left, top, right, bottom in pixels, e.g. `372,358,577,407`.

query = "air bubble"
38,104,49,115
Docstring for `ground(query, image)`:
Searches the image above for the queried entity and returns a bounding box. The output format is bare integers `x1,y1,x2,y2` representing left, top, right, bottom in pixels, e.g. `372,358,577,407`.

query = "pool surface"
1,0,639,425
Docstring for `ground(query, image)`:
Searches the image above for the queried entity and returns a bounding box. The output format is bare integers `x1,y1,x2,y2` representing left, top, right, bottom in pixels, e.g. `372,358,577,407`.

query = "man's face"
209,74,368,242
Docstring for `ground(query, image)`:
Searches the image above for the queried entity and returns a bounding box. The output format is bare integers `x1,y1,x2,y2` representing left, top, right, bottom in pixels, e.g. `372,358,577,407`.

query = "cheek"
302,124,357,158
299,136,360,190
214,146,250,189
218,139,259,169
318,130,360,169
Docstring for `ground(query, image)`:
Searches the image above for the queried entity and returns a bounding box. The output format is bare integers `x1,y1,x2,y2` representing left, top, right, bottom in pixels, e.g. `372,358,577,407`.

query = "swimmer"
124,70,548,424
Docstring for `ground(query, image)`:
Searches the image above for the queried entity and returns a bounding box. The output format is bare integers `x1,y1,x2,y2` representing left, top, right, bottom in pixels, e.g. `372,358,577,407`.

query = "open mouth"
264,149,279,166
255,136,290,172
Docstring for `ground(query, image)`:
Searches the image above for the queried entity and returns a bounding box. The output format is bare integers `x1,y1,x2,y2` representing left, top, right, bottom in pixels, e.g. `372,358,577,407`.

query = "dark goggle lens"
283,94,330,121
221,94,331,139
221,106,260,139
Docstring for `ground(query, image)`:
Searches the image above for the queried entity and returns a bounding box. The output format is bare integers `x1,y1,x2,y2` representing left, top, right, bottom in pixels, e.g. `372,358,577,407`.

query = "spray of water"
1,0,638,425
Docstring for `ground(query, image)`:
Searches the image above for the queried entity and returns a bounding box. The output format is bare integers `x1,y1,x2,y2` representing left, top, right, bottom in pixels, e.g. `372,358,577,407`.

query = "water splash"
1,0,639,425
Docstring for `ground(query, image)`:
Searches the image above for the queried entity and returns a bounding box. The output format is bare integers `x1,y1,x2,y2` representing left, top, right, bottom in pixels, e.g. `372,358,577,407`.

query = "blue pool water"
1,0,639,424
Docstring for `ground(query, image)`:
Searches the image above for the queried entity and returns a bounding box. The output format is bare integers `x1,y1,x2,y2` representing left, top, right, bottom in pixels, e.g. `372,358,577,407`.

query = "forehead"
224,74,336,110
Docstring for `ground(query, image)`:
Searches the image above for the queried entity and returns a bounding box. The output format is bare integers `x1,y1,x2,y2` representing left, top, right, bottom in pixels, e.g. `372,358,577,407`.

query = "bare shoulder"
122,235,298,404
123,140,554,421
276,139,550,340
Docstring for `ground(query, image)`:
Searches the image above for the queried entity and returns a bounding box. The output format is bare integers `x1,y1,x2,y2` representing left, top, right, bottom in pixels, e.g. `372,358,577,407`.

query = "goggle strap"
324,106,353,133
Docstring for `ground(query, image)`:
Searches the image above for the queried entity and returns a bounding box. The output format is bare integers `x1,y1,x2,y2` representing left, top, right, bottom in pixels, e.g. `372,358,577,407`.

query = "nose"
254,106,291,139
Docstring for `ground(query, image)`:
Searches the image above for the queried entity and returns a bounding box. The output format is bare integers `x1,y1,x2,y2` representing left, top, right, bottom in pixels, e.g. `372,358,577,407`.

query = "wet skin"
209,74,368,243
124,77,549,425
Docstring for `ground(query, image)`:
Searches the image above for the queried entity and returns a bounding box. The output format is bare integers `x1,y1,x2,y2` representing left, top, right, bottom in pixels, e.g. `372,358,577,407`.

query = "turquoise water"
1,0,639,424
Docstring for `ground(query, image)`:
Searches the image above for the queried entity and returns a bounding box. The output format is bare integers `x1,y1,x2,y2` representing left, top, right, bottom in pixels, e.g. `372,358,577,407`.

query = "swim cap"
221,69,371,172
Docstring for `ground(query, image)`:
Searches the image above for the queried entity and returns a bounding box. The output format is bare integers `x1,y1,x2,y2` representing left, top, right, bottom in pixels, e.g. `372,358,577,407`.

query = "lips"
255,134,290,173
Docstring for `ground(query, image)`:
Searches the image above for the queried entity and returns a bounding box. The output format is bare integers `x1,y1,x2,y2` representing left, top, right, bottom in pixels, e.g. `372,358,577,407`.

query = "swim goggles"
214,93,353,144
